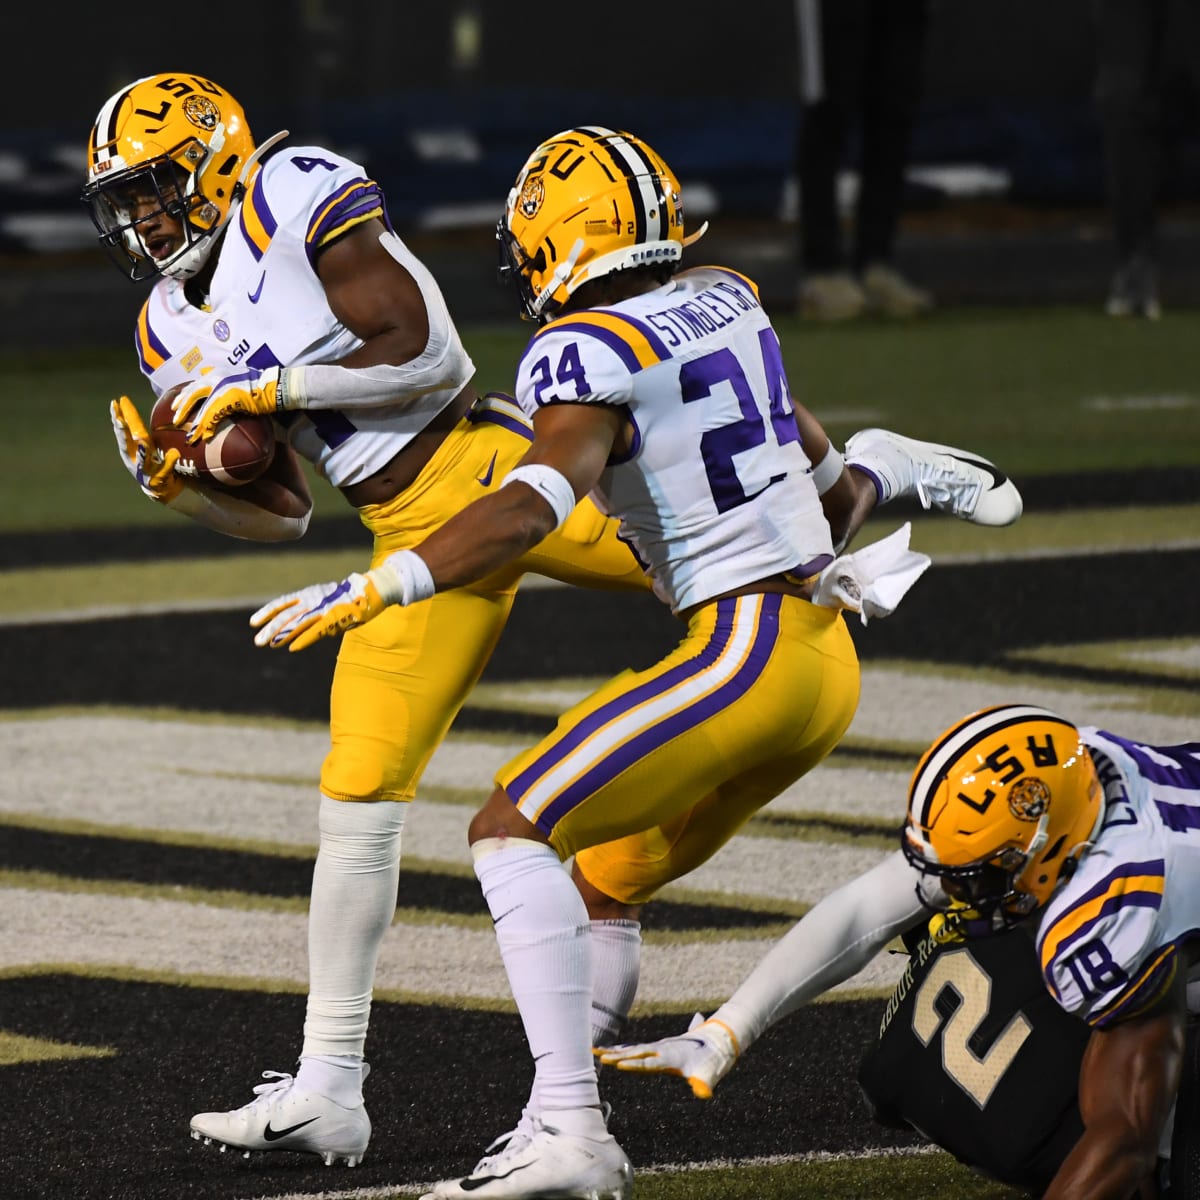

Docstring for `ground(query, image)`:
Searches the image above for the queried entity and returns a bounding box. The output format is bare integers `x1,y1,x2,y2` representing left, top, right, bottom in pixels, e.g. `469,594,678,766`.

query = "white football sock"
589,919,642,1047
302,794,405,1062
295,1053,368,1106
473,838,602,1121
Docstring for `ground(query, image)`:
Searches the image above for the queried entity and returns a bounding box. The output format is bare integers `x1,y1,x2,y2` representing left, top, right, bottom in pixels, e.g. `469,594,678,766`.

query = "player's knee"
467,788,545,846
320,747,411,803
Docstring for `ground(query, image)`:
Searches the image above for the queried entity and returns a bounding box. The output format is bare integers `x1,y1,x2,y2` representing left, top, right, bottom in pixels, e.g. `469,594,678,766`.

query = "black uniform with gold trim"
859,924,1200,1196
857,924,1090,1194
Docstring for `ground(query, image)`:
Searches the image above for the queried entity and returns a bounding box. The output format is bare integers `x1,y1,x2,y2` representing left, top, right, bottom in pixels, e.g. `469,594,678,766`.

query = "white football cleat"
595,1013,739,1100
420,1116,633,1199
189,1069,370,1166
845,428,1023,527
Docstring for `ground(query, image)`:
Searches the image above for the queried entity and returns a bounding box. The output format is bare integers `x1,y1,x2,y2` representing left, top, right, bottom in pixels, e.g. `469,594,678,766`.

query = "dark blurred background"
2,0,1198,348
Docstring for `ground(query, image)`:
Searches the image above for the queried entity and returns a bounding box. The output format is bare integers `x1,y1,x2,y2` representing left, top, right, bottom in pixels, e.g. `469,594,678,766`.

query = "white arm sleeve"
708,850,928,1051
164,483,310,542
279,231,474,413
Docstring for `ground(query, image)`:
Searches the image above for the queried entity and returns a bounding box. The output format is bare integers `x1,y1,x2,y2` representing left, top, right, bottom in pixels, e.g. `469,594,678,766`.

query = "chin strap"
533,237,585,318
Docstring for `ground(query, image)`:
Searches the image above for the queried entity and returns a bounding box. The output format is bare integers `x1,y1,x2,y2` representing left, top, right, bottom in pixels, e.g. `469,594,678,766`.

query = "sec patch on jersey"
151,391,275,486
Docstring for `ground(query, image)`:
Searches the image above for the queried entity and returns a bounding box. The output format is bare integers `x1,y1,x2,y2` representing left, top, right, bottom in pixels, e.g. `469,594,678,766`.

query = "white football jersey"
133,145,473,488
512,267,833,612
1037,728,1200,1026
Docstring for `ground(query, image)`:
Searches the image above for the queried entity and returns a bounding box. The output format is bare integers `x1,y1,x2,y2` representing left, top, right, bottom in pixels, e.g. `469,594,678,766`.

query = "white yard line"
0,886,906,1004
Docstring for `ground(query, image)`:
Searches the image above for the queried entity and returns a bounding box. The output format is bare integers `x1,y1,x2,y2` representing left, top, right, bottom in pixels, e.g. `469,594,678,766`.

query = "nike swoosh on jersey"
476,451,498,487
947,453,1007,489
262,1116,320,1141
248,272,266,304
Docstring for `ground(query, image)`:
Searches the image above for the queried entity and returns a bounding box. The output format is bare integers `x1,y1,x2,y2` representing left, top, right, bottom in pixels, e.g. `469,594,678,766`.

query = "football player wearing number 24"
252,127,1021,1200
600,704,1200,1200
84,74,1019,1181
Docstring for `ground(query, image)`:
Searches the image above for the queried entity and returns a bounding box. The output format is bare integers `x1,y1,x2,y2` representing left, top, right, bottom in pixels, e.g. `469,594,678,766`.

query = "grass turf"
5,306,1198,532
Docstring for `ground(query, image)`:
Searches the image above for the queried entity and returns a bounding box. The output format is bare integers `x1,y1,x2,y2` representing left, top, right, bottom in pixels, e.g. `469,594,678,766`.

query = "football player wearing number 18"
600,704,1200,1200
247,126,1022,1200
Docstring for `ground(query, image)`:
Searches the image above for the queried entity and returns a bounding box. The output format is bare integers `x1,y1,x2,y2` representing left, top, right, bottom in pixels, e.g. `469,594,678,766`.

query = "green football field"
6,305,1200,533
1,307,1198,1200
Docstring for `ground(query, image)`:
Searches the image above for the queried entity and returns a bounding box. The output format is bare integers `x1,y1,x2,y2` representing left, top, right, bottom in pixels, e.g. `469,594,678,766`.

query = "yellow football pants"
319,393,648,803
498,591,861,905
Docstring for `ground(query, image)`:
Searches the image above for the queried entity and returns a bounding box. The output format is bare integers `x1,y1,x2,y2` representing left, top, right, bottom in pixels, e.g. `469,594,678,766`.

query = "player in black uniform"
858,923,1199,1198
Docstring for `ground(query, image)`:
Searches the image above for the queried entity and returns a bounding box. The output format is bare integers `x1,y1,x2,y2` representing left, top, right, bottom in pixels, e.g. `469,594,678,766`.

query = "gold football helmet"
497,126,705,321
902,704,1103,932
82,73,267,280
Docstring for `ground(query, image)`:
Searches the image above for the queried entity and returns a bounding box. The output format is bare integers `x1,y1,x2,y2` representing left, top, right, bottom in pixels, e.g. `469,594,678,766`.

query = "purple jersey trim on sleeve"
238,174,278,262
304,180,385,268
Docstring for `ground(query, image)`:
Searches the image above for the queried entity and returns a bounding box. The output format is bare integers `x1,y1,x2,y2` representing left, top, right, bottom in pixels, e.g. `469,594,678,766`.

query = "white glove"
250,549,436,651
812,521,930,625
594,1013,739,1100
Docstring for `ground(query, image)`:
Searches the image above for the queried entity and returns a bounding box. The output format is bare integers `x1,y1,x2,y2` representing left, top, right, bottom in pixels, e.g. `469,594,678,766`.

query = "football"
150,389,276,486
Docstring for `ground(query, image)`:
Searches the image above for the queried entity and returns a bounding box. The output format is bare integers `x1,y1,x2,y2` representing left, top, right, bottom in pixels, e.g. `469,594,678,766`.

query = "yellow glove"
171,366,285,442
110,396,184,504
250,574,389,652
928,901,988,944
249,549,438,652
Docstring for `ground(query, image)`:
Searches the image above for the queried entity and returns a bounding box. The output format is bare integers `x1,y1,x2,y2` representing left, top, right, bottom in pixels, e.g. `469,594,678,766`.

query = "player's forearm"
1043,1133,1161,1200
711,851,926,1049
166,481,310,542
412,485,559,592
278,356,474,413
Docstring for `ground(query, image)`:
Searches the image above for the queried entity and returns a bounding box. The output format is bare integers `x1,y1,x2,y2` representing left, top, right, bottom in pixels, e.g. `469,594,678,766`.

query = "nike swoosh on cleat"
947,454,1007,489
248,272,266,304
460,1163,531,1190
476,451,498,487
262,1116,321,1141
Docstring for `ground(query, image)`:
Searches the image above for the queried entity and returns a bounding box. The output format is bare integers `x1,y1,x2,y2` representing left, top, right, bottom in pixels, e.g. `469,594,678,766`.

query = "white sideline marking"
1082,393,1198,412
255,1145,941,1200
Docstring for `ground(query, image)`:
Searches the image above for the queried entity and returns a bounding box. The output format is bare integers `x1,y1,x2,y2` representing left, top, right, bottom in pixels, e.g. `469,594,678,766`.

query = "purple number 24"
680,329,800,513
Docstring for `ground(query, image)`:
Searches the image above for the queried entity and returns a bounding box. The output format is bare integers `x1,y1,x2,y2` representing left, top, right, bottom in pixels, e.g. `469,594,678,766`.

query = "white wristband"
370,548,436,606
276,366,307,411
502,463,576,530
810,444,845,496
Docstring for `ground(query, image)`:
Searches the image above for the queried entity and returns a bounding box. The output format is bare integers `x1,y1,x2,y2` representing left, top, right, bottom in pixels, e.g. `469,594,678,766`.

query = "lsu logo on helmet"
181,93,220,132
1008,776,1051,822
901,703,1103,932
496,125,706,322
